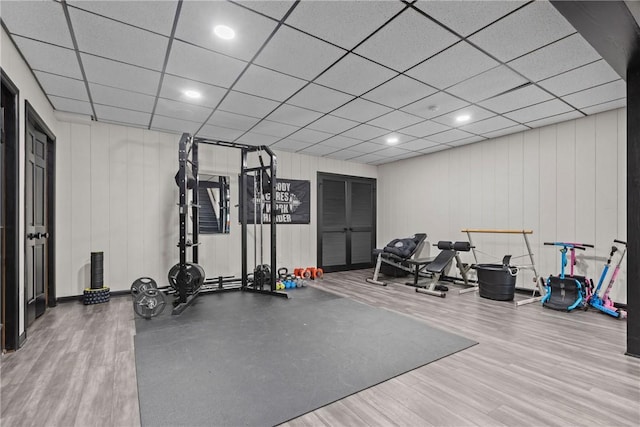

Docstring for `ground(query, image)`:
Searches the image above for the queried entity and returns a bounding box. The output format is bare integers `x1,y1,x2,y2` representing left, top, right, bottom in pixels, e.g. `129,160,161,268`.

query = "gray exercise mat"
134,287,476,427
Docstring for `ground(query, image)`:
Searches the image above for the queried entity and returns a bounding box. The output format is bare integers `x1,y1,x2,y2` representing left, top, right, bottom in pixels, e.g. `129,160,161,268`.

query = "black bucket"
475,264,517,301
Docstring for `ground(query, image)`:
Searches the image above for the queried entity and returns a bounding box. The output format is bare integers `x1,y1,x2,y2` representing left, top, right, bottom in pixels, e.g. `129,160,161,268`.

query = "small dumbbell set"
274,267,324,290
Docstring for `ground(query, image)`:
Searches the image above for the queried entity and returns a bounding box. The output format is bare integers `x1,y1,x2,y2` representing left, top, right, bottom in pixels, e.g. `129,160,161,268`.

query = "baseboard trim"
56,289,131,303
18,331,27,348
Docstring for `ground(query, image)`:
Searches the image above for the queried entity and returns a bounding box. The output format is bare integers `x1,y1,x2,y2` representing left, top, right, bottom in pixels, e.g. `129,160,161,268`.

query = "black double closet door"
317,173,376,272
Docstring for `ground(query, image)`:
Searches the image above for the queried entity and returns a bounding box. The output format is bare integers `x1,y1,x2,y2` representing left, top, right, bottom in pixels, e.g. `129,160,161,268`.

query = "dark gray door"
26,123,48,325
318,174,376,272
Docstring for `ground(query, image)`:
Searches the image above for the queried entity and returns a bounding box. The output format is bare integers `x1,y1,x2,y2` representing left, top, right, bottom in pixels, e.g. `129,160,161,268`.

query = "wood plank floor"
2,270,639,426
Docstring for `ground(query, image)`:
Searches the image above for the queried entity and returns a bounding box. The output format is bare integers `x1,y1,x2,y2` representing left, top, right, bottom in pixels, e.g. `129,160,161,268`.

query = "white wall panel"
522,129,541,287
70,123,92,294
55,123,72,297
90,122,111,286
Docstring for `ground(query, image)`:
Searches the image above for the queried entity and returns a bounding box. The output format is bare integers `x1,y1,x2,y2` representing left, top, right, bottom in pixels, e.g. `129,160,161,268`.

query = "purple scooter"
588,239,627,319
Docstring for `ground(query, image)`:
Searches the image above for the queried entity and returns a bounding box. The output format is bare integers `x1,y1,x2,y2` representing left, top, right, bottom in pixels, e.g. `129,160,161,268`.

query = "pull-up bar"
461,229,533,234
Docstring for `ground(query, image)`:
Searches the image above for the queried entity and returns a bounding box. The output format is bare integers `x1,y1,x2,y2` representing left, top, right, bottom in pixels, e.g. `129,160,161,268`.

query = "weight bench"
411,241,473,298
366,233,428,286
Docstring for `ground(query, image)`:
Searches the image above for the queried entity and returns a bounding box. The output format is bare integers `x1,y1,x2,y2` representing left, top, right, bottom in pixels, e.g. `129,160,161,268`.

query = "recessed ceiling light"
183,90,202,99
214,25,235,40
386,136,399,145
455,114,471,123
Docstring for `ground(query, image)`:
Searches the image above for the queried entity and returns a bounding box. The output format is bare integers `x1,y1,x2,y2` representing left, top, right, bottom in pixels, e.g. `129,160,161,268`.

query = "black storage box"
475,264,517,301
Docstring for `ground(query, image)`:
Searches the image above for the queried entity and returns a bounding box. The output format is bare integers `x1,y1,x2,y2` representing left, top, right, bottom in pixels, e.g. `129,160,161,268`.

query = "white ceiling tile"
539,60,621,97
362,75,437,109
254,25,345,80
391,151,423,161
321,135,362,149
68,0,179,36
369,133,415,146
432,105,495,128
155,98,213,122
298,144,339,156
324,149,362,161
236,132,281,146
90,83,156,112
287,83,354,113
159,75,227,108
331,99,393,123
151,115,201,135
426,129,475,144
478,85,554,114
446,135,486,147
367,110,423,131
288,128,332,144
176,0,278,62
581,99,626,116
372,146,412,158
266,104,324,127
307,115,359,134
459,116,518,135
468,1,575,62
251,120,299,138
399,120,449,138
342,124,389,141
197,124,245,141
236,1,295,20
406,41,499,90
482,124,529,139
505,99,575,123
2,0,73,47
234,65,308,101
95,104,151,127
34,71,88,102
563,80,626,110
285,1,404,50
421,144,450,154
81,53,161,95
401,91,468,119
415,0,525,37
508,33,602,82
271,139,312,152
69,7,168,70
447,65,528,103
207,110,261,131
526,111,583,128
396,138,440,151
315,54,397,96
218,91,280,118
354,8,459,71
13,36,82,79
347,141,386,153
48,95,93,116
166,40,246,88
348,153,386,164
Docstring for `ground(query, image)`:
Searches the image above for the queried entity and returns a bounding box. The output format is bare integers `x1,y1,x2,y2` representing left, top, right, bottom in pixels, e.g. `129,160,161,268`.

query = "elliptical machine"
541,242,594,312
588,239,627,319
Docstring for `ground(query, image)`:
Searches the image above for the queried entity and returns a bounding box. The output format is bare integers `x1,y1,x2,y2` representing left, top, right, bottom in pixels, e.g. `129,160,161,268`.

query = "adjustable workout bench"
409,241,473,298
366,234,428,286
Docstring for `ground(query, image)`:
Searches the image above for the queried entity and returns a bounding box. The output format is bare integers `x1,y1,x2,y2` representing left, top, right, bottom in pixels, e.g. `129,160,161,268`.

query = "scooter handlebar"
543,242,587,250
614,239,627,246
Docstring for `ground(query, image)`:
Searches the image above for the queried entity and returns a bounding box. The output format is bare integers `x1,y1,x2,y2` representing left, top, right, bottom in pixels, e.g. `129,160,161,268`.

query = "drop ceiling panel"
272,139,312,152
48,95,93,116
307,115,359,134
432,105,495,127
468,1,575,62
197,123,245,141
401,91,469,119
155,98,213,122
332,99,393,123
151,115,201,135
2,0,73,47
369,133,415,146
459,116,518,135
251,120,299,138
447,65,528,103
415,0,525,37
288,128,332,144
354,8,460,72
421,144,449,154
562,80,626,109
396,138,439,151
236,1,295,20
176,0,278,62
478,85,553,114
348,153,386,164
285,1,404,50
159,74,227,108
314,54,397,96
348,141,386,153
538,60,621,97
581,99,626,116
526,111,583,128
298,144,339,156
207,110,261,131
218,91,280,118
236,132,281,146
266,104,324,127
406,41,499,90
426,129,475,144
446,135,486,147
505,99,574,123
166,41,247,88
13,36,82,79
90,83,155,112
94,104,151,127
81,54,161,96
482,124,529,139
321,135,362,149
67,0,179,36
372,146,412,158
69,7,168,70
254,25,345,80
34,71,88,102
325,149,362,161
287,84,354,113
341,124,390,141
508,34,601,82
367,110,423,131
362,75,437,109
399,120,450,138
234,65,308,102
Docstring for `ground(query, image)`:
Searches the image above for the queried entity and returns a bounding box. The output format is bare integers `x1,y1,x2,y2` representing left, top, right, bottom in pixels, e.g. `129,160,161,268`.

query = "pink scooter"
588,239,627,319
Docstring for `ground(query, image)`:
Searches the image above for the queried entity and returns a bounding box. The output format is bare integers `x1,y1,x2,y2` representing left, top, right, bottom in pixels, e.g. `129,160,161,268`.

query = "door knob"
42,232,50,238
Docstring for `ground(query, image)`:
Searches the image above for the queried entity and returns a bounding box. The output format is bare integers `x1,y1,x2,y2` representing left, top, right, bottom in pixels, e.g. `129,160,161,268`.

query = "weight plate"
133,288,166,319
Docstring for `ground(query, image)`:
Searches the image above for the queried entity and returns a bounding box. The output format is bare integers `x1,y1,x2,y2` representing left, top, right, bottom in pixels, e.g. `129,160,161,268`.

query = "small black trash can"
475,264,517,301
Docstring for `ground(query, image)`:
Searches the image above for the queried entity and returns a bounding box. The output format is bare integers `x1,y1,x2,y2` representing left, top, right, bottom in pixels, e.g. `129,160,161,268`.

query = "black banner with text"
244,177,310,224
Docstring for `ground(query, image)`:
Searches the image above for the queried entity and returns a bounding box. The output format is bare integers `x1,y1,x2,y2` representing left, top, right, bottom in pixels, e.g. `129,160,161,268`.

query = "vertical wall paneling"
126,128,145,282
507,133,525,285
538,126,558,276
55,123,72,296
158,132,179,283
90,122,110,287
108,125,129,289
615,109,627,303
522,129,541,288
142,130,161,279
